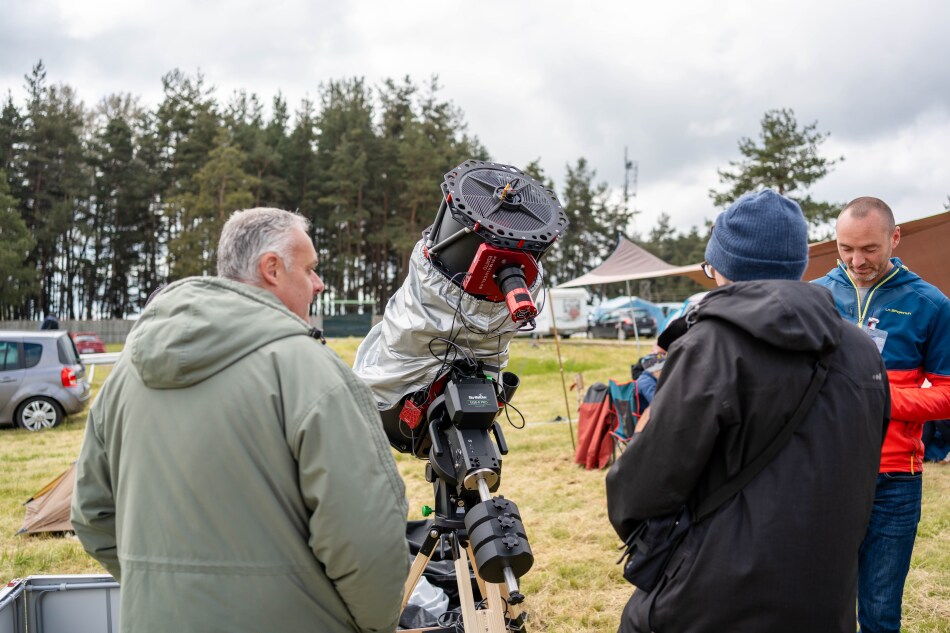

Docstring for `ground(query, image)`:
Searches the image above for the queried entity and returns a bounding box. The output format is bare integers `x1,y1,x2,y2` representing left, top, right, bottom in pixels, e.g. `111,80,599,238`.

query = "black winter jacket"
606,280,889,633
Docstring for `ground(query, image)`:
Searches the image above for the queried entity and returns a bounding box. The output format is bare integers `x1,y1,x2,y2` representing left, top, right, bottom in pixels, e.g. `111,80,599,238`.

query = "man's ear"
257,252,282,288
892,226,901,250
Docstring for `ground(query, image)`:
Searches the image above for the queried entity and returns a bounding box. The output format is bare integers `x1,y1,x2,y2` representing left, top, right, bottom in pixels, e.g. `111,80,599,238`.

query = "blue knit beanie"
704,189,809,282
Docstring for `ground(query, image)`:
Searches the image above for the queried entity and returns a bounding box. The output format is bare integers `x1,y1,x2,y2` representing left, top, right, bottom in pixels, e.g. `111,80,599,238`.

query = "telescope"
424,159,567,324
353,159,567,631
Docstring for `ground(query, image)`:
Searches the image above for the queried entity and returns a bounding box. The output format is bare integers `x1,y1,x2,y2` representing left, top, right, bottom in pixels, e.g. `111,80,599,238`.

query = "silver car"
0,330,92,431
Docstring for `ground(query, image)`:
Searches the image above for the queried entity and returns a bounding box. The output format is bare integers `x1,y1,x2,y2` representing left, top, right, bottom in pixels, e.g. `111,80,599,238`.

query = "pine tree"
225,91,290,208
0,171,36,317
156,70,220,271
87,95,158,317
16,62,89,318
167,128,257,278
546,158,631,285
710,108,842,232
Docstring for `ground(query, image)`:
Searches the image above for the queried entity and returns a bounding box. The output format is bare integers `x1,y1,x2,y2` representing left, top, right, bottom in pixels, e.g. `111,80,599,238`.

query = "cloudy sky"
3,0,948,236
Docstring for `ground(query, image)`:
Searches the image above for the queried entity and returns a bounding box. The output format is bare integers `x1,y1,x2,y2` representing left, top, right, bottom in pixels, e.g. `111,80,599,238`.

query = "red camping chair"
573,380,642,470
574,382,614,469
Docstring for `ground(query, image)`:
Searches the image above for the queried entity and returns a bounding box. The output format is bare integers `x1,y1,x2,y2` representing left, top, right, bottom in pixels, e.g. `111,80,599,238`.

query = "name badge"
864,317,887,354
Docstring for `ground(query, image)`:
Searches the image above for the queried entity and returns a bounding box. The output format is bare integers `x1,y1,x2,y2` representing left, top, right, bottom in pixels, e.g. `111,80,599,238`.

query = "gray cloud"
2,0,948,236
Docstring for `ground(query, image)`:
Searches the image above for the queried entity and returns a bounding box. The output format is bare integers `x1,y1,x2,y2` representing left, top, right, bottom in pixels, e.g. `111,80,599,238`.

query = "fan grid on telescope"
459,171,508,199
481,209,549,233
457,195,552,233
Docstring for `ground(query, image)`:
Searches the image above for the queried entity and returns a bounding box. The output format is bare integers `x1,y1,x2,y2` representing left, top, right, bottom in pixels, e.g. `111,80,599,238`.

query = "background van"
528,288,590,337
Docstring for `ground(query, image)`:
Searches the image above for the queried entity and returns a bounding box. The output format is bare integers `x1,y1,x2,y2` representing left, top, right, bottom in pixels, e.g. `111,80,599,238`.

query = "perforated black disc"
440,160,567,252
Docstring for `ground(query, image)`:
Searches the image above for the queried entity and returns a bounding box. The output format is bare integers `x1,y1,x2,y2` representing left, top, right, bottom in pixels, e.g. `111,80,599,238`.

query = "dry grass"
1,337,948,631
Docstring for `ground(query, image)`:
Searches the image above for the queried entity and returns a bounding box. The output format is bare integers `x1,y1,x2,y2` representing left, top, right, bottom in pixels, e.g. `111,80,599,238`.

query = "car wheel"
16,397,64,431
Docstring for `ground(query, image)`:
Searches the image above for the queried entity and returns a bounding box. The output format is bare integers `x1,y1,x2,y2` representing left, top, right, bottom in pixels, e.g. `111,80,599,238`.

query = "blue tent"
590,296,665,329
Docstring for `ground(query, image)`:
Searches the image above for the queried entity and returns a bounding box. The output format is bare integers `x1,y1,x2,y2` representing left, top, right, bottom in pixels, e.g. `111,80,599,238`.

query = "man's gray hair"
217,208,311,283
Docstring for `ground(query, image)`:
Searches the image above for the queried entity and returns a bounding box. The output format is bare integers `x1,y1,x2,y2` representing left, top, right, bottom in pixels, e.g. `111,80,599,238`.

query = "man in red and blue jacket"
814,196,950,633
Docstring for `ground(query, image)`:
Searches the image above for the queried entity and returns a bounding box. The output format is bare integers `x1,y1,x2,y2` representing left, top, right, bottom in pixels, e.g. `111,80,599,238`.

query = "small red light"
61,367,77,388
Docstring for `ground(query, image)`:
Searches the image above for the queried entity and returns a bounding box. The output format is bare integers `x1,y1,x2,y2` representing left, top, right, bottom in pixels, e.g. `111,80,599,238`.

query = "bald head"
839,197,896,233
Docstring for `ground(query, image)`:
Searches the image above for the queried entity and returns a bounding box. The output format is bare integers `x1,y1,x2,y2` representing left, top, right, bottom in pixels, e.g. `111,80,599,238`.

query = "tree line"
1,60,842,318
1,62,648,319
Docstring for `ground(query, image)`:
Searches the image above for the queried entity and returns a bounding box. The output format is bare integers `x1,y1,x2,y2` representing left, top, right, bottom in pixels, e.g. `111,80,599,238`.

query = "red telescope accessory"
462,243,539,323
497,265,538,323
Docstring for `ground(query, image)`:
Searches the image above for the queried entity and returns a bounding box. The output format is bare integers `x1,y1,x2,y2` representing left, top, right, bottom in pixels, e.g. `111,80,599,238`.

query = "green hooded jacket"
71,277,409,632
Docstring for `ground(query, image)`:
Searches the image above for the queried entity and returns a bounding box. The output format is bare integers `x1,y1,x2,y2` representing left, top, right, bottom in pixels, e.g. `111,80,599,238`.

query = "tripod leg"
465,541,530,632
466,543,489,603
467,543,511,616
402,527,440,612
455,546,505,633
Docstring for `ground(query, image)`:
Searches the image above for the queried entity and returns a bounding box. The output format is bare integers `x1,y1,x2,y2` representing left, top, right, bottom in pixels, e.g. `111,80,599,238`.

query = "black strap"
693,355,830,522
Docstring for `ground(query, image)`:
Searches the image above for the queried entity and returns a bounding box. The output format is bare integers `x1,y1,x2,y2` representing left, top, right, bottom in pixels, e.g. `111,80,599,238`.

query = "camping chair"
574,382,615,469
607,379,641,464
574,379,643,469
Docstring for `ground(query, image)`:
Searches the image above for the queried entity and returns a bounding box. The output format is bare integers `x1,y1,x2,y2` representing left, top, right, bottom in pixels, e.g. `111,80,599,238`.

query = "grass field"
1,337,948,631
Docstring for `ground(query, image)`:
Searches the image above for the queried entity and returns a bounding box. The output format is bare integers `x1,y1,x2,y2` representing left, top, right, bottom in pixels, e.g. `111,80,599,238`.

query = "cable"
501,398,527,430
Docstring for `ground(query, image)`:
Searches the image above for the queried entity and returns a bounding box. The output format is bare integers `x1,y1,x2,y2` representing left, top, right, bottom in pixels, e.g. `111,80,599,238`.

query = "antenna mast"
623,147,638,234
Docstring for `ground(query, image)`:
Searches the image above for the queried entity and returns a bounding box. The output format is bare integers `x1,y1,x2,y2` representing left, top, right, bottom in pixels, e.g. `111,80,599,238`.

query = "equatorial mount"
399,359,533,631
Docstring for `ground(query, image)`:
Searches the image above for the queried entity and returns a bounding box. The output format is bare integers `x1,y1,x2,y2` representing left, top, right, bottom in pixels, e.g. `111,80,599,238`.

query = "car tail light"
61,367,78,387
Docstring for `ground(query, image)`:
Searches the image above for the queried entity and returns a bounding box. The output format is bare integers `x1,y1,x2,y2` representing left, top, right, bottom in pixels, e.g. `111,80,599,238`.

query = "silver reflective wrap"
353,239,543,410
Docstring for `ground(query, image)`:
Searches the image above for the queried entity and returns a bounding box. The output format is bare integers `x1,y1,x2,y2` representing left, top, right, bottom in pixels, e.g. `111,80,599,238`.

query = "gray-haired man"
73,207,409,633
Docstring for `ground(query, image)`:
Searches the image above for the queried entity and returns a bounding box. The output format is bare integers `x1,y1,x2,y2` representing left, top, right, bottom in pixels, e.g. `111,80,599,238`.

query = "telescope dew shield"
500,371,520,404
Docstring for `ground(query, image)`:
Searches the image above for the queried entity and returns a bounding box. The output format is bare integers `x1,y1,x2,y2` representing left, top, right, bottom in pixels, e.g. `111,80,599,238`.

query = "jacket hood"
127,277,311,389
696,280,842,354
822,257,919,289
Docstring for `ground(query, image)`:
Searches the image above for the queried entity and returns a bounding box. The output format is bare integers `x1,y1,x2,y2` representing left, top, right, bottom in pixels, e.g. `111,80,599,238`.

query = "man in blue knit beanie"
703,189,809,282
607,189,888,632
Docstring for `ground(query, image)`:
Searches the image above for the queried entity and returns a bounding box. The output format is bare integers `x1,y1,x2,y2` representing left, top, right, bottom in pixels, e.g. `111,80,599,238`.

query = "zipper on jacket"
839,261,903,327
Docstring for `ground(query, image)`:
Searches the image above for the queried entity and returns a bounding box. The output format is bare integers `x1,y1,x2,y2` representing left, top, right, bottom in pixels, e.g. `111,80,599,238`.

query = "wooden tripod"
400,524,527,633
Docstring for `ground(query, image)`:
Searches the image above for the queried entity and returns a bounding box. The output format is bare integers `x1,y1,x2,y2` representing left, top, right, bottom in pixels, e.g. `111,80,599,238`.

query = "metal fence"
0,314,326,345
0,320,137,344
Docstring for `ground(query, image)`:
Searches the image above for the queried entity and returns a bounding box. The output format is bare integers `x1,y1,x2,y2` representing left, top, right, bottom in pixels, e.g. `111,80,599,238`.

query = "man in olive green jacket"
72,208,409,632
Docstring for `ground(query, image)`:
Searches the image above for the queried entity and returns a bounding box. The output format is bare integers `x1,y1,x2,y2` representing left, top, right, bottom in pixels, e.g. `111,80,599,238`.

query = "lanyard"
840,262,902,327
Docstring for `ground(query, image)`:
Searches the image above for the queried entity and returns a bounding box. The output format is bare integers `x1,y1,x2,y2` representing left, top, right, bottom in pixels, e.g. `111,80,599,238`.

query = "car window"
58,335,81,365
0,341,19,371
24,342,43,368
